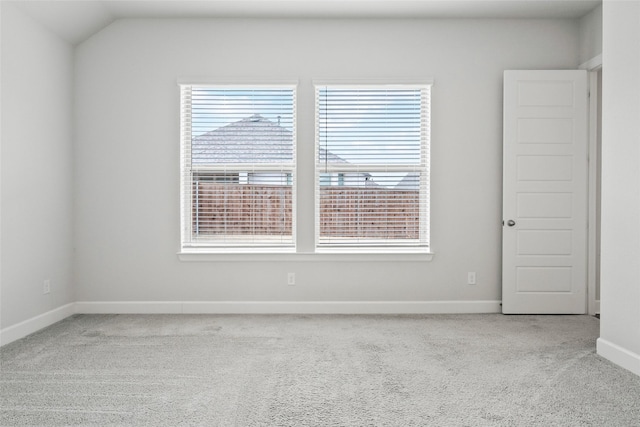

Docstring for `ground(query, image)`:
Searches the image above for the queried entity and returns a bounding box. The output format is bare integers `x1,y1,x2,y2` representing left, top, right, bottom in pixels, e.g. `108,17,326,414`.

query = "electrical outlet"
43,279,51,294
467,272,476,285
287,272,295,286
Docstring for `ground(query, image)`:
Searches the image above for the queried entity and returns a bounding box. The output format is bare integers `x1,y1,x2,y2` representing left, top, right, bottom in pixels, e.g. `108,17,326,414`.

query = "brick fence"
193,183,419,239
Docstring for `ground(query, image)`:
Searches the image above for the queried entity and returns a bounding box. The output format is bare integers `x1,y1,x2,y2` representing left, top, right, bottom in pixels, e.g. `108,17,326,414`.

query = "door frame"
581,54,603,316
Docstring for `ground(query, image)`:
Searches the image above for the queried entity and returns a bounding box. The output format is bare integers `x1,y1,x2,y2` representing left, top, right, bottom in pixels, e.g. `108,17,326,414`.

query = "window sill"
177,249,433,262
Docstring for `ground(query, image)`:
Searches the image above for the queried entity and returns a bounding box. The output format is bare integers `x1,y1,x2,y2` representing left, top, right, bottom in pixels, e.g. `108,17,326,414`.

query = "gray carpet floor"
1,314,639,426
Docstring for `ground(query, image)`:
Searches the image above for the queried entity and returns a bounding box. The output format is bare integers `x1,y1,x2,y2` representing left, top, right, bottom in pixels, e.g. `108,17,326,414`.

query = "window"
315,84,430,250
180,85,296,250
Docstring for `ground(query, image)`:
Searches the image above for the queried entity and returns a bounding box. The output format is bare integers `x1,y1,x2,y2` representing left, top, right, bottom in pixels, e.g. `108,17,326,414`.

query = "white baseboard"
76,300,502,315
75,301,183,314
0,303,75,347
597,338,640,377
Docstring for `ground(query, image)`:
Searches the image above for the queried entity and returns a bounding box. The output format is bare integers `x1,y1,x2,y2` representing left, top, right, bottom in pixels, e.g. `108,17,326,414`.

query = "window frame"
313,82,432,253
179,83,297,253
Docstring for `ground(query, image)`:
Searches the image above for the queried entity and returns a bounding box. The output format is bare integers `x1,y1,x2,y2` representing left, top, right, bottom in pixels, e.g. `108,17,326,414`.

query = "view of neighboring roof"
395,172,420,190
192,114,291,164
192,114,347,165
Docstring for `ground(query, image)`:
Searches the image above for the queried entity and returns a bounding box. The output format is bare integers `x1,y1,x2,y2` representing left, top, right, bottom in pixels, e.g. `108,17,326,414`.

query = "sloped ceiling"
10,0,602,46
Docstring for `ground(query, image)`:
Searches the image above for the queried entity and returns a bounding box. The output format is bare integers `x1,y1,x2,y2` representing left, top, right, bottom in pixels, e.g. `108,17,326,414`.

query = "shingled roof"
192,114,347,165
394,172,420,190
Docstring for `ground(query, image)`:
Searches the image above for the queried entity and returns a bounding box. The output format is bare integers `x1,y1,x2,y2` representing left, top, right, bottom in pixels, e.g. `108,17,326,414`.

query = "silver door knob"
507,220,516,227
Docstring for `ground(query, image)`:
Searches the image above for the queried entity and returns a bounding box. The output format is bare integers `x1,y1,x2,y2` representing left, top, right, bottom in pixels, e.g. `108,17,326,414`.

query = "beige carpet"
1,314,639,426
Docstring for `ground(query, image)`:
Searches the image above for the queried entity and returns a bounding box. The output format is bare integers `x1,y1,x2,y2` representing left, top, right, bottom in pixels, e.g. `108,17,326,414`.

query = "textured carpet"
1,314,639,426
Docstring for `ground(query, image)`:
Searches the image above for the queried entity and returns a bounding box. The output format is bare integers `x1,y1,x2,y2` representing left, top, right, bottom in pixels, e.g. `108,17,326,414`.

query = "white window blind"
180,85,296,249
315,84,430,249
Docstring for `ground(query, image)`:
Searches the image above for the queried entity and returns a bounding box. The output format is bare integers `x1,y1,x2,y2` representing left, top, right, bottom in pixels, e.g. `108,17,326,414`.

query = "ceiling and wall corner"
578,3,603,66
9,0,114,46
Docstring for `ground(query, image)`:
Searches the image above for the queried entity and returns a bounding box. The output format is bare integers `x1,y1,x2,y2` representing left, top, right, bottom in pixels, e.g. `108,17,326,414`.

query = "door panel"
503,70,588,314
516,267,572,293
517,118,574,144
517,193,573,218
517,230,573,255
516,155,573,181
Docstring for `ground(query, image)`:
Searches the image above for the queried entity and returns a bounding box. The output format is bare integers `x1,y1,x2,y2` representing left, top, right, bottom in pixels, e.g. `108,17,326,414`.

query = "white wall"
0,3,75,329
74,18,579,304
597,0,640,376
578,4,603,65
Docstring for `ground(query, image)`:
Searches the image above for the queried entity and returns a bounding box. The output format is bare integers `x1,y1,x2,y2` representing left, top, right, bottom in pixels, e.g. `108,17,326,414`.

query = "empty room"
1,0,639,425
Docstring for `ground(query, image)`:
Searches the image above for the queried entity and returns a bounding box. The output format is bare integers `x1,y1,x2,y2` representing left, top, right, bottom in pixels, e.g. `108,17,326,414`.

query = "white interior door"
502,70,588,314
